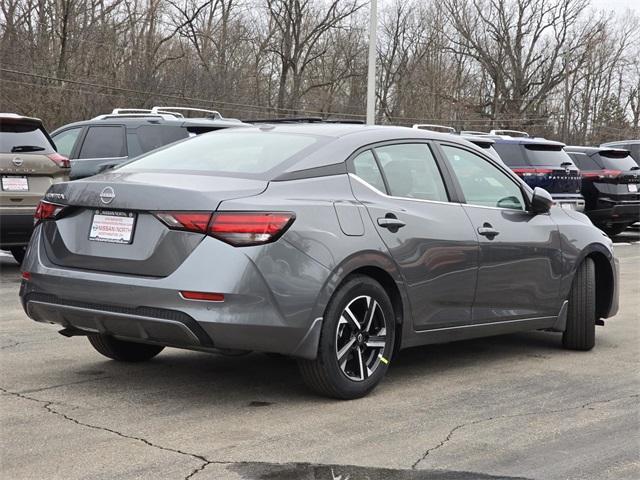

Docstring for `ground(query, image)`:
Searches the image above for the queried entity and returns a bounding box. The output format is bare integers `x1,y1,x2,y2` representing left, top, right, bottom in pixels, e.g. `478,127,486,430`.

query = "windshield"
597,152,639,171
524,144,576,168
0,122,54,154
119,130,323,178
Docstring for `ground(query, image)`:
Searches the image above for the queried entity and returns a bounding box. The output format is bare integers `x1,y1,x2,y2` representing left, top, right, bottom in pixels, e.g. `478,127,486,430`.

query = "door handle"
377,216,406,231
477,223,499,237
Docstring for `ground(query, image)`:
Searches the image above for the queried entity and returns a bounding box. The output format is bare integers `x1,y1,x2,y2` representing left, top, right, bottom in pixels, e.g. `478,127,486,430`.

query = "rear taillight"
153,211,295,246
154,212,212,233
208,212,295,246
34,200,65,222
582,170,621,179
47,153,70,168
512,168,553,176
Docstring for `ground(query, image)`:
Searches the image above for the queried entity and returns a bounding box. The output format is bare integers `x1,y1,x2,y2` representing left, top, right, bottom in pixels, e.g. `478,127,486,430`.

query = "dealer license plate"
89,210,136,244
1,176,28,191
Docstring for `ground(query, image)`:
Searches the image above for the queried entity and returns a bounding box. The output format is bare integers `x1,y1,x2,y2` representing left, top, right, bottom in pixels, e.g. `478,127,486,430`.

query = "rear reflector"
34,200,65,221
21,272,31,281
208,212,295,246
47,153,70,168
180,291,224,302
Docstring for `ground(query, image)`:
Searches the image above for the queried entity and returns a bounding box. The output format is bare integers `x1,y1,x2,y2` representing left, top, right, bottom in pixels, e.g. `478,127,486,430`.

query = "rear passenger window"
374,143,448,202
352,150,386,192
78,126,126,159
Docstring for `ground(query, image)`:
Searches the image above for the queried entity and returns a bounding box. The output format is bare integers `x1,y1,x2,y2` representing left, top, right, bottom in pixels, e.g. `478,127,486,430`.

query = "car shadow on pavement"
58,328,576,408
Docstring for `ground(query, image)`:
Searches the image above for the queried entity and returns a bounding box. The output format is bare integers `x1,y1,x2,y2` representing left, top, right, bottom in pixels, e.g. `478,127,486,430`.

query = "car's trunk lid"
41,171,268,276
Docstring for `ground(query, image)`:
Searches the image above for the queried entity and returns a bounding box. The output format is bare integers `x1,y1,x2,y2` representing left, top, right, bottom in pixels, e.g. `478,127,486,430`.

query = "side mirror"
530,187,553,214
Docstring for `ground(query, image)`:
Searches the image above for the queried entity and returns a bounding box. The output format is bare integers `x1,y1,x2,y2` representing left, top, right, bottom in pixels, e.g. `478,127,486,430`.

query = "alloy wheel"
335,295,388,381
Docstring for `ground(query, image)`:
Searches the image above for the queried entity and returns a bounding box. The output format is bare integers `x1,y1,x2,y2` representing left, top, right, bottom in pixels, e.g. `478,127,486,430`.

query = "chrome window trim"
348,173,456,206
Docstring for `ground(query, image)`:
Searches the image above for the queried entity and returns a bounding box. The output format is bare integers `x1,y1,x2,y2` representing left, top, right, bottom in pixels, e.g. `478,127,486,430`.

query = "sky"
589,0,639,13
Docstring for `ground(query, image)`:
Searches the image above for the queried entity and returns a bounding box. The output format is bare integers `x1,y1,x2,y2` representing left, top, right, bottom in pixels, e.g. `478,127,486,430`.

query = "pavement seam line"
411,393,640,470
0,386,226,480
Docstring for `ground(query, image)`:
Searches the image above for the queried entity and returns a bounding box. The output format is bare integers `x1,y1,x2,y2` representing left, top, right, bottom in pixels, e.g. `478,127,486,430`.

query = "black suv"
51,107,247,179
487,131,584,211
565,146,640,236
601,140,640,164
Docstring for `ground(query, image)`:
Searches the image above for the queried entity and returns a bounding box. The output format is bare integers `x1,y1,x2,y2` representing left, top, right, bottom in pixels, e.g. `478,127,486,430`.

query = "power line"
1,68,569,125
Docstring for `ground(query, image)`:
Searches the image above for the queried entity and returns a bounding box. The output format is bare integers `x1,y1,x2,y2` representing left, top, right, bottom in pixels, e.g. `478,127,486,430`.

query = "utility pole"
366,0,377,125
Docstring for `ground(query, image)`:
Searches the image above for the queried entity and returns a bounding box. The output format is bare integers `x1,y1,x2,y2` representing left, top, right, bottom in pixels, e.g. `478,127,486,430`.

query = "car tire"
562,257,596,351
298,275,395,399
10,247,26,265
88,334,164,362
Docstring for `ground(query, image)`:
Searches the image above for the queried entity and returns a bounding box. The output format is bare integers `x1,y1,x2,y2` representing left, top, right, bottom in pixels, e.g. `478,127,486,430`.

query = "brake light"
208,212,295,246
153,211,295,246
512,168,553,176
582,170,621,179
34,200,65,221
47,153,70,168
154,212,211,233
21,272,31,281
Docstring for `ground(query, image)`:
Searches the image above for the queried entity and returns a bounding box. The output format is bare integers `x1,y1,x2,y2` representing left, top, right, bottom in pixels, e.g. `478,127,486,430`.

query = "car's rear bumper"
19,227,329,359
585,202,640,225
0,210,34,248
552,194,585,212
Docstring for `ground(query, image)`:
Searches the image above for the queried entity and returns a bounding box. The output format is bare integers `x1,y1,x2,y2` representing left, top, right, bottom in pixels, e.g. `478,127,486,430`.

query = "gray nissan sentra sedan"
19,125,619,399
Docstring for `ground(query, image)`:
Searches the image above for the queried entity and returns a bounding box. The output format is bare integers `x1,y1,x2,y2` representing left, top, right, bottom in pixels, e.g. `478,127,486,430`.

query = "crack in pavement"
0,339,24,349
0,386,227,480
18,376,114,394
411,393,640,470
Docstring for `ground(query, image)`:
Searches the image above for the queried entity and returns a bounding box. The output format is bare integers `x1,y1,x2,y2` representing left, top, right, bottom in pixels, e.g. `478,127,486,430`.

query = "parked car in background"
51,107,248,179
412,124,504,165
565,146,640,236
21,125,618,399
1,114,69,263
488,131,584,211
600,140,640,164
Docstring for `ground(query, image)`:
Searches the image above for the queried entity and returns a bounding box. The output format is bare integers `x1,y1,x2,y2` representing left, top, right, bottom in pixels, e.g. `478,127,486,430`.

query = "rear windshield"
119,130,322,177
524,144,575,168
491,143,528,166
568,152,600,170
596,152,639,171
0,122,54,154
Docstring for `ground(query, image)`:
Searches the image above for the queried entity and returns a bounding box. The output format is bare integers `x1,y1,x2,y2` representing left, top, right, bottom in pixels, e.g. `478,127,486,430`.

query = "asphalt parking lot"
1,232,638,480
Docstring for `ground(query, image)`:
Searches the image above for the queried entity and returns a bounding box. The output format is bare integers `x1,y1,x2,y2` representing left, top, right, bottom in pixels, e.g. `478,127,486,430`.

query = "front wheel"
298,275,395,399
562,258,596,351
88,334,164,362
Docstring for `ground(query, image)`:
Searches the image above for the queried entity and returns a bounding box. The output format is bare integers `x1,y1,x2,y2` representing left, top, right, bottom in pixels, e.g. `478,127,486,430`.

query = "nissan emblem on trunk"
12,157,23,167
100,186,116,204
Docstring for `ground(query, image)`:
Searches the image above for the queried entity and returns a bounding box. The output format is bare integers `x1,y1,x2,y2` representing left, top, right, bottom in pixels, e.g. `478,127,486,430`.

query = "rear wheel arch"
313,255,408,355
347,266,404,351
